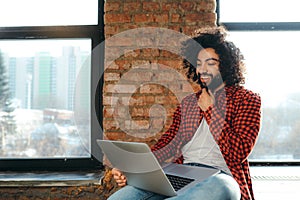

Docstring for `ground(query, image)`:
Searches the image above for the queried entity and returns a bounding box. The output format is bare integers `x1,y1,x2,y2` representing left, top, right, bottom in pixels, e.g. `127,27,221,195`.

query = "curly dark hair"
182,26,245,86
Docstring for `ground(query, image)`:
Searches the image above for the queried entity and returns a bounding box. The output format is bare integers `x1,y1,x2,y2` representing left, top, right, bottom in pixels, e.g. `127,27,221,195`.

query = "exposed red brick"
180,2,195,11
143,2,160,12
154,13,169,23
134,13,155,23
171,13,182,23
103,119,120,131
104,72,121,81
139,84,166,94
105,13,131,23
185,13,216,23
104,2,121,12
124,2,142,13
162,2,179,11
141,48,160,57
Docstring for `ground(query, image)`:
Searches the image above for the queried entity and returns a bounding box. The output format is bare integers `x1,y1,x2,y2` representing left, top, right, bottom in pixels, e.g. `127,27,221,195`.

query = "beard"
198,73,224,93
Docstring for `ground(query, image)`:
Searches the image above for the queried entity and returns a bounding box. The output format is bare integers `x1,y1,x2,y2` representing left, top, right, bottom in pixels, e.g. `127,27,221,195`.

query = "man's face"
196,48,223,91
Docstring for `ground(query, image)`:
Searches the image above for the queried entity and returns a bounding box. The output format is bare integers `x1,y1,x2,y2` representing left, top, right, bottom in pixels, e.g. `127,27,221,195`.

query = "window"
218,0,300,164
0,0,104,171
0,0,98,27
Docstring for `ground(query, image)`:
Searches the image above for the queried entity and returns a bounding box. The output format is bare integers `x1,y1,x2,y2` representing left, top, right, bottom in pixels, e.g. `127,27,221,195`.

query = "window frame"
0,0,104,171
216,0,300,166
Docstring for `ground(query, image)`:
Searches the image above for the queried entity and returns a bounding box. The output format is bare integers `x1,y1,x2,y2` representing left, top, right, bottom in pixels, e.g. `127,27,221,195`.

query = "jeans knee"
215,174,241,200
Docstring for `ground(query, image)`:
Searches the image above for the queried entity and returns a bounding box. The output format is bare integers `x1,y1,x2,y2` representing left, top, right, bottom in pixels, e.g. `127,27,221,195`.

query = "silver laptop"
97,140,220,197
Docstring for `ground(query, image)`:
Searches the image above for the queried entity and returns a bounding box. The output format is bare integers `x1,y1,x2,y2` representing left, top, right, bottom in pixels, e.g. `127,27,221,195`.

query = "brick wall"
103,0,216,147
104,0,216,36
0,0,217,199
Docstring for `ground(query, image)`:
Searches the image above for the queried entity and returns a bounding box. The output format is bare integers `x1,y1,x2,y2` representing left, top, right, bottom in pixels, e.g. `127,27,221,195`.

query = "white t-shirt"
181,119,231,175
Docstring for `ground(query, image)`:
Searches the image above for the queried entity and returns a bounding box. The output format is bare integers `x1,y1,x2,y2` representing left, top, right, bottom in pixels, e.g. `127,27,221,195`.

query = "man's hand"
111,168,127,187
197,88,214,111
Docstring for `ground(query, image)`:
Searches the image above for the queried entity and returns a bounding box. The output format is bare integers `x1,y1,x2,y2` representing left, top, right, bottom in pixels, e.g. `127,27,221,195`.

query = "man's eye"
207,62,217,66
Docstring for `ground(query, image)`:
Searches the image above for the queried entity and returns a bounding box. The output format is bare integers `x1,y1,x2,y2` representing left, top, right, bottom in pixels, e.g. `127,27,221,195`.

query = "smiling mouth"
200,75,212,83
201,77,210,83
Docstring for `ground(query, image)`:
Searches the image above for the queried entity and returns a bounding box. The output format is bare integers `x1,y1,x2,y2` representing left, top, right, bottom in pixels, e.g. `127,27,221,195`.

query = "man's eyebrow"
197,58,219,62
206,58,219,62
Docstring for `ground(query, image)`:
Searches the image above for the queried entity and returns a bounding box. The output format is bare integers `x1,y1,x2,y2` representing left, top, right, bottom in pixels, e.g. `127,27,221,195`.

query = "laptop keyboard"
166,174,195,191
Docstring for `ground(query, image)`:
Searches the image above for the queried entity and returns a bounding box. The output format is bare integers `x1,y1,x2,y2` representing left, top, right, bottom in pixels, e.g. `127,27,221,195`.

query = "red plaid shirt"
151,85,261,200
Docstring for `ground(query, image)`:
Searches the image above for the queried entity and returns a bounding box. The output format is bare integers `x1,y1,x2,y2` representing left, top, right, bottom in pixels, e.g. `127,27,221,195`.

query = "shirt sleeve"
151,105,183,164
203,90,261,164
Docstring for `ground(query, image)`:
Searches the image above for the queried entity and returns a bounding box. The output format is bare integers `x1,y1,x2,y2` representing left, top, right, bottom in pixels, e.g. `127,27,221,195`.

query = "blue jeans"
107,172,241,200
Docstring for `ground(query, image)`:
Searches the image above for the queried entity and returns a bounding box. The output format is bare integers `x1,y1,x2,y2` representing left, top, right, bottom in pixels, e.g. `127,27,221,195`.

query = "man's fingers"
112,168,121,176
112,169,127,187
115,176,127,187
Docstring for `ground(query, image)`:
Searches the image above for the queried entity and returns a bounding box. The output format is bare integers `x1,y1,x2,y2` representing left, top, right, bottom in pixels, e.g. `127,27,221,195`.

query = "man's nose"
197,63,208,73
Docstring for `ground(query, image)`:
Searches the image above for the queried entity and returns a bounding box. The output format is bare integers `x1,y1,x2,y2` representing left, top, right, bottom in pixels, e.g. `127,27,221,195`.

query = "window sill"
0,171,104,187
250,166,300,200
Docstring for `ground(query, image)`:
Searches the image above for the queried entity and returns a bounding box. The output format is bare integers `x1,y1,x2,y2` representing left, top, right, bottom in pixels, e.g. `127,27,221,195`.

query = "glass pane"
219,0,300,22
0,39,91,158
0,0,98,27
227,31,300,161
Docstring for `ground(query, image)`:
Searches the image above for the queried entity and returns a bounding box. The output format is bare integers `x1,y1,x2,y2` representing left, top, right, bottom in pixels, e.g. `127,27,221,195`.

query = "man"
108,26,261,200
